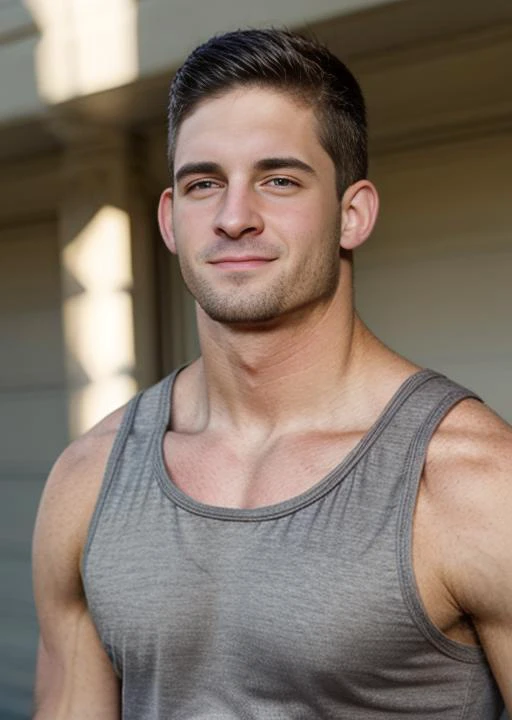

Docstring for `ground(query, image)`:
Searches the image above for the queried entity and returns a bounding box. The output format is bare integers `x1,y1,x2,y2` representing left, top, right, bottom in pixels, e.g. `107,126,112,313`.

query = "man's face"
168,86,343,326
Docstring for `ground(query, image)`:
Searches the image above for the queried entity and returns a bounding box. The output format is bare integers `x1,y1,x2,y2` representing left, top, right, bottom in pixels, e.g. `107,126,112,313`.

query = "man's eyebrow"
175,157,316,185
175,162,223,184
254,157,316,175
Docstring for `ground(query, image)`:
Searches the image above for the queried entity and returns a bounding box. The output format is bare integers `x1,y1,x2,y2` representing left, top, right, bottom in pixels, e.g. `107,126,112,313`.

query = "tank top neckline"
153,367,438,521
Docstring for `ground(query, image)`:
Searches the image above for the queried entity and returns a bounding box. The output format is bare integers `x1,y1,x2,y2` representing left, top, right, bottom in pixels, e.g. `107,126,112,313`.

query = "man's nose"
214,186,264,239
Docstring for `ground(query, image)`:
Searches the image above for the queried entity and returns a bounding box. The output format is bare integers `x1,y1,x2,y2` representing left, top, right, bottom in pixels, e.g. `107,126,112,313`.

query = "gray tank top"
82,369,504,719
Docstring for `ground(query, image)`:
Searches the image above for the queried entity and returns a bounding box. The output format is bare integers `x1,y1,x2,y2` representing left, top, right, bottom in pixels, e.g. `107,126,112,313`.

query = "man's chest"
86,477,486,718
88,493,418,682
161,427,476,645
162,428,364,508
84,401,495,716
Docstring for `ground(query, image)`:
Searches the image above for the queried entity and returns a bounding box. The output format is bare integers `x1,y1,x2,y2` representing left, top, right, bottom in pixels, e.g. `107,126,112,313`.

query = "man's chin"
203,308,283,327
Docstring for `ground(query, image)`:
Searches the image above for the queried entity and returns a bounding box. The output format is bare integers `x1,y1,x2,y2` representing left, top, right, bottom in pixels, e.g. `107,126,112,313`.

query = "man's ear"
158,187,177,254
339,180,379,251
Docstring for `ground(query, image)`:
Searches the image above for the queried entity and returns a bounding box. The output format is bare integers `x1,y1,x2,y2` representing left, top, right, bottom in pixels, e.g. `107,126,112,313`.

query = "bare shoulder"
33,402,130,570
32,404,131,717
50,403,127,487
424,397,511,514
43,403,127,499
421,396,512,618
421,396,512,703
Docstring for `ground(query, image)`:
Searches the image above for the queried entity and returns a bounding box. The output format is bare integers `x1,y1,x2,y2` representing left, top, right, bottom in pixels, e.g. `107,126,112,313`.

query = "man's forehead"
183,84,311,123
173,86,320,165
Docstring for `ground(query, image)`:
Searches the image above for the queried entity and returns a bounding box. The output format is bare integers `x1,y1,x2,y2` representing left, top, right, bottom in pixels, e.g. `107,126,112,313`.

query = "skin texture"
167,89,345,325
32,86,512,716
32,410,123,719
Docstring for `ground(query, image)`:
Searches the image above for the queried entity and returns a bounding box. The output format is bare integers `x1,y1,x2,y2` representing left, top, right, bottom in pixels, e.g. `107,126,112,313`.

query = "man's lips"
208,256,276,270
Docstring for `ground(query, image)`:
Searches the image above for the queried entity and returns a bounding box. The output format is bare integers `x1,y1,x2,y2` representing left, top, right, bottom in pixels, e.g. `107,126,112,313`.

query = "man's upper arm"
429,400,512,710
32,425,121,719
459,464,512,709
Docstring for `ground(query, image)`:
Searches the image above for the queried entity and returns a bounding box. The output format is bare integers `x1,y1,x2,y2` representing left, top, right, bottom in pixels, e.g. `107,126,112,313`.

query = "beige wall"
0,150,66,717
0,219,68,717
136,0,403,78
357,132,512,421
0,0,403,122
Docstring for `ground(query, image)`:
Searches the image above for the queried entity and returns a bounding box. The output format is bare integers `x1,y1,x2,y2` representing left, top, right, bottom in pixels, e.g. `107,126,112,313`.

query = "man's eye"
187,180,218,192
268,177,297,188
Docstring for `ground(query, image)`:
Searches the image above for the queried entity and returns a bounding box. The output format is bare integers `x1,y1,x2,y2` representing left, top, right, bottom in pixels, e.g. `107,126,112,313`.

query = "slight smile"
208,257,277,270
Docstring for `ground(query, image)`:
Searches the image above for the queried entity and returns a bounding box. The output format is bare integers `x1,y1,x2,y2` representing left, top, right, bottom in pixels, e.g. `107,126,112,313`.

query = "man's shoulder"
37,403,131,551
422,395,512,614
45,366,182,499
54,403,129,486
426,395,511,492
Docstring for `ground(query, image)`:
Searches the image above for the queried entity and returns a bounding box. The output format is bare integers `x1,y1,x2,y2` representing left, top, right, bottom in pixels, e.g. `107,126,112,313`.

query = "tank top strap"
131,370,178,435
382,371,483,662
371,369,481,465
82,370,179,580
350,369,482,537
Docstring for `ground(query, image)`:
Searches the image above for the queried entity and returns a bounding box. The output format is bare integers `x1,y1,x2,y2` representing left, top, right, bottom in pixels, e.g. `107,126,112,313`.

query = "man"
33,29,511,718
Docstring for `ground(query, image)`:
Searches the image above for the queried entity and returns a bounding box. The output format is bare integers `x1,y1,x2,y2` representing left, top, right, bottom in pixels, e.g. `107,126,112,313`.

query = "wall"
358,133,512,422
0,155,68,718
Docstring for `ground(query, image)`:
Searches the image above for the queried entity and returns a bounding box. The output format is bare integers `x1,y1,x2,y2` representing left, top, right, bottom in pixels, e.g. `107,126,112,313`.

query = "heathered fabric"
82,368,504,719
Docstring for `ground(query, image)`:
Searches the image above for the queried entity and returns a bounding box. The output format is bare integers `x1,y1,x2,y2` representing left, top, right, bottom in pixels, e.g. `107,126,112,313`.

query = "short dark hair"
167,28,367,197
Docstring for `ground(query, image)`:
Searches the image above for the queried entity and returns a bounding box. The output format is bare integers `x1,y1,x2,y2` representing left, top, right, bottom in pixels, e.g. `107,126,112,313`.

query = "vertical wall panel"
0,221,68,719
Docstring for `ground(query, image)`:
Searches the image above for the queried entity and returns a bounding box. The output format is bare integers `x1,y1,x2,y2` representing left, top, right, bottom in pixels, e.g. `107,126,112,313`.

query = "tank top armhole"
80,391,143,588
396,387,486,664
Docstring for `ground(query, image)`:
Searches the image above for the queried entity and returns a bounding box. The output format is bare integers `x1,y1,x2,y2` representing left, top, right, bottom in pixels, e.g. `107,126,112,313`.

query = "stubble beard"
177,224,342,325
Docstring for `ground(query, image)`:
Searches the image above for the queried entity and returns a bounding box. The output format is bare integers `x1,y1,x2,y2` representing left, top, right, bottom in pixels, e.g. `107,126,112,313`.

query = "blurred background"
1,0,511,717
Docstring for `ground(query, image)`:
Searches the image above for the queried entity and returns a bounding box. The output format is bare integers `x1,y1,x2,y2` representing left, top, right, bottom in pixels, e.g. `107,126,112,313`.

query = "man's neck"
182,287,402,440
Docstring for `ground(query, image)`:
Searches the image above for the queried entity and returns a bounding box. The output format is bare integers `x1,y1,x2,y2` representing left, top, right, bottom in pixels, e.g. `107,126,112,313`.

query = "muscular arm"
456,458,512,709
32,417,123,719
422,399,512,711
